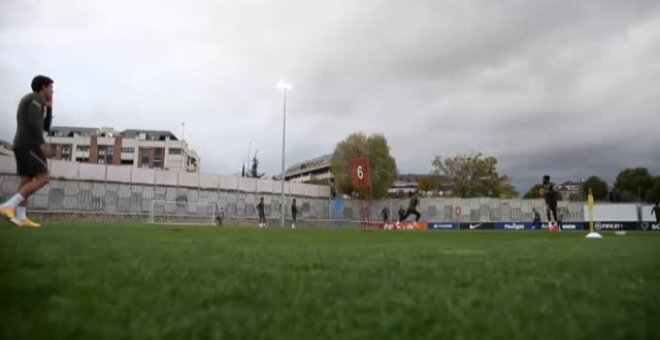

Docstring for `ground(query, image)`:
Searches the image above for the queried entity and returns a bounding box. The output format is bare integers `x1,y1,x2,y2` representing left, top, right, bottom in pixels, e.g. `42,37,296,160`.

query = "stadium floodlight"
278,80,292,227
278,81,293,91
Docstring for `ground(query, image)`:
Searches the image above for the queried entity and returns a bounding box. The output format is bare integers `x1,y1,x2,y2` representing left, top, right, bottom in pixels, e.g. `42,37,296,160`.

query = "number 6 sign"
351,158,371,189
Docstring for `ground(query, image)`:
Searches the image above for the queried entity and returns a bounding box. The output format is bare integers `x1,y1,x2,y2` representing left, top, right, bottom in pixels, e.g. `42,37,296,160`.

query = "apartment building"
46,126,200,172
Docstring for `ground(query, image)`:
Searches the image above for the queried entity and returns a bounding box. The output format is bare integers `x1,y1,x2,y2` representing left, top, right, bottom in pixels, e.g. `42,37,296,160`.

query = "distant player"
541,175,559,231
397,206,405,227
291,198,299,229
399,192,421,225
381,206,390,223
652,201,660,226
0,75,54,227
257,197,266,228
532,208,541,229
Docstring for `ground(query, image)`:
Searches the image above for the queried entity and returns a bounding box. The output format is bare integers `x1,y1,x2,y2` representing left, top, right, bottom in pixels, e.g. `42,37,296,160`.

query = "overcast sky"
1,0,659,192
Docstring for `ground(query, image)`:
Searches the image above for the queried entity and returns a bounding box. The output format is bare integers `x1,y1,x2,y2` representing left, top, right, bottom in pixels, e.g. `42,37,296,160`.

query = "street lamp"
278,81,292,227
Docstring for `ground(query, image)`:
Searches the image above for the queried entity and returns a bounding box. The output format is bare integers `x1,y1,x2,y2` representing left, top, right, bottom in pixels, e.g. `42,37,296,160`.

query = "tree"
432,152,518,198
645,177,660,203
306,178,332,186
418,176,439,194
497,176,519,198
248,153,265,178
523,184,543,199
614,168,654,202
582,176,608,201
330,132,398,199
243,152,265,178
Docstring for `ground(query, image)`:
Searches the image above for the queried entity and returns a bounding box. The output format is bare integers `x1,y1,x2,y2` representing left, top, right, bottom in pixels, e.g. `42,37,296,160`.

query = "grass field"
1,223,658,340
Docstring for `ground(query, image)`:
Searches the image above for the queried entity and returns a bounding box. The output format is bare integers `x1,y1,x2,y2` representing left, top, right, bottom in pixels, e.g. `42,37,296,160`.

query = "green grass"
1,223,658,340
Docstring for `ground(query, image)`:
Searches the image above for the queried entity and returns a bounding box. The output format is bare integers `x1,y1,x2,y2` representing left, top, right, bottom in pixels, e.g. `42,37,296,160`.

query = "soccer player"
399,192,421,224
396,206,406,229
541,175,559,231
532,208,541,229
652,201,660,226
257,197,266,228
381,206,390,223
291,198,299,229
0,75,54,227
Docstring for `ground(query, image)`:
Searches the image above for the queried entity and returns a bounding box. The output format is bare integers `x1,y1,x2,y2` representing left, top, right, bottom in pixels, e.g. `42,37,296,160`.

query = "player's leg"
2,148,48,222
413,209,421,222
402,209,412,221
547,203,559,232
0,177,31,219
550,204,558,223
16,176,46,226
10,173,48,227
2,148,49,226
544,205,553,231
15,176,31,222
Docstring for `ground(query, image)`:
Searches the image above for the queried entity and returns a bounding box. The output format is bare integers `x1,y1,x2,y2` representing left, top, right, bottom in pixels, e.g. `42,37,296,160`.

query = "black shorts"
14,146,48,177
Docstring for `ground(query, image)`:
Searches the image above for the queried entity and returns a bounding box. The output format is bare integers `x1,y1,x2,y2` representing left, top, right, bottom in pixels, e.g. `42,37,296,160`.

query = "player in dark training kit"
257,197,267,228
541,175,559,231
0,75,54,227
399,192,422,225
381,206,391,223
291,198,300,229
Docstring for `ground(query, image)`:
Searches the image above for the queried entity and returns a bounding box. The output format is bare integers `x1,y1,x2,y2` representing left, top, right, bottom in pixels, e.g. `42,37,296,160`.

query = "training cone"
586,232,603,239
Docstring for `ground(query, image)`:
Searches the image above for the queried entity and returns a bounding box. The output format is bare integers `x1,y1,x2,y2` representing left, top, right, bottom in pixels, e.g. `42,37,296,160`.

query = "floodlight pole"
278,82,292,227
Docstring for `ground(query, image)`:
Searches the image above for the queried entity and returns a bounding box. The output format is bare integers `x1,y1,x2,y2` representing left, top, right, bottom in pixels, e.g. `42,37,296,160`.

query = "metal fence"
1,174,586,226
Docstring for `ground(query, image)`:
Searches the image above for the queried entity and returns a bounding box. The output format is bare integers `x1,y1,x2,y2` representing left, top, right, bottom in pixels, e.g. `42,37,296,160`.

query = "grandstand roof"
121,129,179,141
285,153,333,177
49,126,100,137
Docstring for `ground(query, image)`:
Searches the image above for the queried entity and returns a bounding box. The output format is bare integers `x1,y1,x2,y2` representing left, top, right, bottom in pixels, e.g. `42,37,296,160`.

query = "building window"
98,145,114,165
154,148,163,169
169,148,182,155
121,147,134,153
49,144,58,159
61,145,71,161
76,145,90,152
140,148,150,168
106,146,113,164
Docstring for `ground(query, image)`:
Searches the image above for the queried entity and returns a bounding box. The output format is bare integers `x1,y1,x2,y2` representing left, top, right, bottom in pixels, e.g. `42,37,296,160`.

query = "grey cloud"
1,0,659,188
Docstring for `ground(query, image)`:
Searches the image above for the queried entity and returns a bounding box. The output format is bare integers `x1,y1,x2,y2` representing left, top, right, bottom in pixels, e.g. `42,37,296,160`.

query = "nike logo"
469,223,482,230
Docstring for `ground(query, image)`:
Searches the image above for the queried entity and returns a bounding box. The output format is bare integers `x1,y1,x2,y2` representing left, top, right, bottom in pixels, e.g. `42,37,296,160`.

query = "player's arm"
27,100,49,157
44,104,53,133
